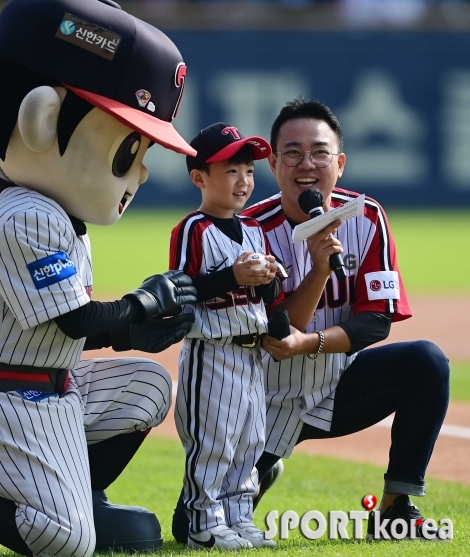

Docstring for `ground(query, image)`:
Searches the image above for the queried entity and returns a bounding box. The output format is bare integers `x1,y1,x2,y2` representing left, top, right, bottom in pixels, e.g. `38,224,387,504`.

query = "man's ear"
18,86,63,152
268,152,277,176
337,152,346,179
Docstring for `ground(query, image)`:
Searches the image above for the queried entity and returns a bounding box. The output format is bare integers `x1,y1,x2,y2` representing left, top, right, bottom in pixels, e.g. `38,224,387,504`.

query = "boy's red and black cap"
0,0,196,156
186,122,271,173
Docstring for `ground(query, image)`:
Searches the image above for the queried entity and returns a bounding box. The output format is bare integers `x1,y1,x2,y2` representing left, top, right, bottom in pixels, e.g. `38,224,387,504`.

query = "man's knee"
407,340,450,384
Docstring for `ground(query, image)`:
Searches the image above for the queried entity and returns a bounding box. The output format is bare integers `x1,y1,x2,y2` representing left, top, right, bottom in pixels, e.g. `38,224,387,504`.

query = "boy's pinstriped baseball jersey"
241,187,412,457
170,211,271,340
170,211,272,533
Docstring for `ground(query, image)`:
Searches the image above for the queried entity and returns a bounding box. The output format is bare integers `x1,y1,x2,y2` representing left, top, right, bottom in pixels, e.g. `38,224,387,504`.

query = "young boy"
170,122,281,550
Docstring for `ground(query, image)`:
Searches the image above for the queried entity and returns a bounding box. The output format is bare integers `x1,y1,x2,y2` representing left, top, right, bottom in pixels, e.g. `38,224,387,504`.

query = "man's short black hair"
197,143,254,175
0,58,94,161
270,97,344,154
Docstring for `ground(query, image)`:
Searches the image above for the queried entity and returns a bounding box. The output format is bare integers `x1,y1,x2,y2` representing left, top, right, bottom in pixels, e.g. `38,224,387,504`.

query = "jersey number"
205,286,262,310
316,275,356,310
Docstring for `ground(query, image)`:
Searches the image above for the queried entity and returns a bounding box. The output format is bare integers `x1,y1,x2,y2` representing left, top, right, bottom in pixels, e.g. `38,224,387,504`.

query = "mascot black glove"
124,270,197,322
129,313,195,353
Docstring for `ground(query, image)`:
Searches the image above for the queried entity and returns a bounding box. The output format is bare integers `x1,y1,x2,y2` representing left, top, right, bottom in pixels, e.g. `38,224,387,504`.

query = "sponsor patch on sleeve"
17,390,59,402
365,271,400,301
27,252,77,290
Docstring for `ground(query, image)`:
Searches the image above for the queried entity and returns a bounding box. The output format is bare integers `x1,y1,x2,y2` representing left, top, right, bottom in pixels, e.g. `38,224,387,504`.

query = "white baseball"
244,253,268,271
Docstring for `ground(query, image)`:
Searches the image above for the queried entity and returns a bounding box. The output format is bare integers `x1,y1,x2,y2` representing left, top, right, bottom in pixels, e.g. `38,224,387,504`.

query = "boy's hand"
233,252,276,286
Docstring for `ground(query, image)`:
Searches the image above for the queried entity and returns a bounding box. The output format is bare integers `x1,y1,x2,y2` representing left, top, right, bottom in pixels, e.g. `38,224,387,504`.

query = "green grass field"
5,435,466,557
87,208,470,297
450,361,470,402
1,438,468,557
106,436,470,555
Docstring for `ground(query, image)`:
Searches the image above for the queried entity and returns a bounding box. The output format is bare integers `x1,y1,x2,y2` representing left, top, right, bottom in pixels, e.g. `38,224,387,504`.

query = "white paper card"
292,194,365,242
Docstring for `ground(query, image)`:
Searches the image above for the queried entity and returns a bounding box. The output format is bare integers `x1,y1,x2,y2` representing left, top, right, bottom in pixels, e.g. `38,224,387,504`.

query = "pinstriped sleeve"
0,209,90,330
169,216,203,276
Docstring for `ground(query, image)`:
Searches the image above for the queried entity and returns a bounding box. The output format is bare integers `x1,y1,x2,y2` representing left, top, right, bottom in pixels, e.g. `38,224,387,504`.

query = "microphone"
267,310,290,340
267,310,290,362
298,189,346,280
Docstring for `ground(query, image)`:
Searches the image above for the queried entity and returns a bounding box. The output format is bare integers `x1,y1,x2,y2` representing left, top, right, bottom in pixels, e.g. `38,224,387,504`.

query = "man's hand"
232,252,277,286
306,219,343,278
128,313,195,353
262,326,312,360
124,270,197,321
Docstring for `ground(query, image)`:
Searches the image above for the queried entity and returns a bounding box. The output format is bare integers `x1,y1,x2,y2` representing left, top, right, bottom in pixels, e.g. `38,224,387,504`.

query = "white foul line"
375,416,470,440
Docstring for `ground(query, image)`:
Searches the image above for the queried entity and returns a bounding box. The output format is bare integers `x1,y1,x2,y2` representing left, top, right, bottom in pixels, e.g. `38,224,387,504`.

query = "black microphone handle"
266,310,290,363
330,253,346,280
307,206,346,280
268,310,290,340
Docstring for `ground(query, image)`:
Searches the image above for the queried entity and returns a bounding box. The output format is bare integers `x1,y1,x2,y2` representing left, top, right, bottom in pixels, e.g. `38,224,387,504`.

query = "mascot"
0,0,197,555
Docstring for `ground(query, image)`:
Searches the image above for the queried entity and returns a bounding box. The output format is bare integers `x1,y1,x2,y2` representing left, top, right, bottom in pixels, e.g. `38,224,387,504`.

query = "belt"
231,333,260,348
0,363,69,394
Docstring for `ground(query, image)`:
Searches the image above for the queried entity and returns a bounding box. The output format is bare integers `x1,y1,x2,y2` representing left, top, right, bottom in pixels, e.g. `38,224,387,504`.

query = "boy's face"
195,160,255,218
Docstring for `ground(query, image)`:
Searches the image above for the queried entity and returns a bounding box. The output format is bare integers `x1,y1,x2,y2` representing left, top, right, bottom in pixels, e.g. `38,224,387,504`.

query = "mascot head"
0,0,195,224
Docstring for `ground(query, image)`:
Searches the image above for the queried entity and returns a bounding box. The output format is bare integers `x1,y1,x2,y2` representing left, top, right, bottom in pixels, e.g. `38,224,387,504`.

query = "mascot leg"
88,430,162,552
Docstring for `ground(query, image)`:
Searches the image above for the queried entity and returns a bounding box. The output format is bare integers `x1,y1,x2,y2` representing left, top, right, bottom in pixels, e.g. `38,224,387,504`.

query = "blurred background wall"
4,0,470,208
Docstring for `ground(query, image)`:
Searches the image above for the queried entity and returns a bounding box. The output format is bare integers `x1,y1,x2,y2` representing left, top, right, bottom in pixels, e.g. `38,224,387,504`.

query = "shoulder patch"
27,252,77,289
365,271,400,301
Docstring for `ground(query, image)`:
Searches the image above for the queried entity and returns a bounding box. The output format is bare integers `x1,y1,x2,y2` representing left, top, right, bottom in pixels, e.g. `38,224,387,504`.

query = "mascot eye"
112,132,141,177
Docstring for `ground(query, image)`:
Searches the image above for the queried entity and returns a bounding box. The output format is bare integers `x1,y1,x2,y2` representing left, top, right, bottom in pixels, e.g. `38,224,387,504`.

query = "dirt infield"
86,295,470,485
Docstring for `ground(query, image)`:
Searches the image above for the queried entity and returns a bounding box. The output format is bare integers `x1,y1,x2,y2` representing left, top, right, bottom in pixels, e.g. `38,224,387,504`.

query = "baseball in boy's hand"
243,253,268,271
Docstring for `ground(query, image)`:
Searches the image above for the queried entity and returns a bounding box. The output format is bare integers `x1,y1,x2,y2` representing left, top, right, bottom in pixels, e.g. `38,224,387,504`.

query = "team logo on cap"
172,62,187,120
222,127,240,140
135,89,151,108
247,140,267,152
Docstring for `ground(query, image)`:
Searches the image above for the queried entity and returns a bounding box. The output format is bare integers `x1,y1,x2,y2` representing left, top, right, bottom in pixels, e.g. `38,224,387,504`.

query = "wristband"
307,330,325,361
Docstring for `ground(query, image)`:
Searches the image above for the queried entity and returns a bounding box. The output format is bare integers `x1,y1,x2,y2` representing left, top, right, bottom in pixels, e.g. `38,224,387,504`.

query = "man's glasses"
277,147,340,168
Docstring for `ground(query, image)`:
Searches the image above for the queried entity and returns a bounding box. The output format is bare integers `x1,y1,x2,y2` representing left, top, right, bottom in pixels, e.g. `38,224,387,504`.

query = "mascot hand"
124,271,197,321
128,313,195,353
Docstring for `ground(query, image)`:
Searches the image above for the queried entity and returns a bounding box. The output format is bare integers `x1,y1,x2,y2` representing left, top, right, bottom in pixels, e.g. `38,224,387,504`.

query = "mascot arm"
57,305,195,354
110,313,195,353
83,333,112,351
55,296,195,354
54,298,143,339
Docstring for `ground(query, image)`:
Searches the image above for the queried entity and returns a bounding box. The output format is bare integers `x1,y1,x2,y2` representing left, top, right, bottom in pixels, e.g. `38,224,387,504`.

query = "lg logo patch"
370,280,399,291
365,271,400,301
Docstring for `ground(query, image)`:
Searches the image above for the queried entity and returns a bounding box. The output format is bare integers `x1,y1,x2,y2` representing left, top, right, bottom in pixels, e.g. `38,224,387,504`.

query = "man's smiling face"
268,117,346,222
